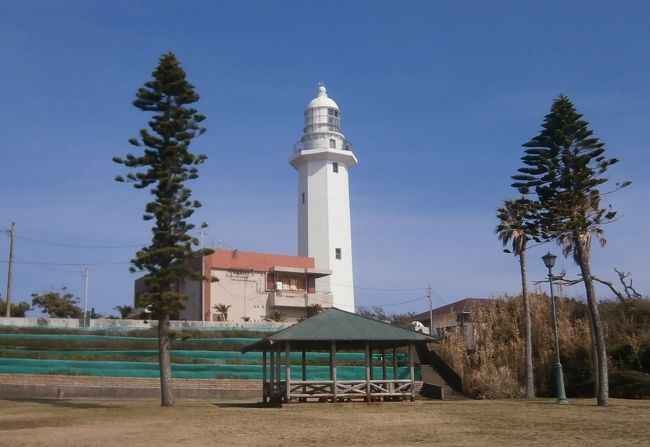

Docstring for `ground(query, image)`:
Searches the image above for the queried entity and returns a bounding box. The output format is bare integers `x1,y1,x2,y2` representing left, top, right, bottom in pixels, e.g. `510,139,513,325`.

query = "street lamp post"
542,252,569,405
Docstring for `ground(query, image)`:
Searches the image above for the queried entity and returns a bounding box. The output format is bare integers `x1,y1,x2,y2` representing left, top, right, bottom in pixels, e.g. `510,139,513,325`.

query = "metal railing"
293,139,353,153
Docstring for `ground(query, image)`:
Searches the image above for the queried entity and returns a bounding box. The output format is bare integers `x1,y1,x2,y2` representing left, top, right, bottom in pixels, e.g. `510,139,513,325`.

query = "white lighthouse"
289,85,358,312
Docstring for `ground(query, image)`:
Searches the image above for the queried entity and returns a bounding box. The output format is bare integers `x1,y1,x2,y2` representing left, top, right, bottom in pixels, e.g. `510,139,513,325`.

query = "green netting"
0,325,282,333
0,358,420,380
0,349,406,363
0,329,419,381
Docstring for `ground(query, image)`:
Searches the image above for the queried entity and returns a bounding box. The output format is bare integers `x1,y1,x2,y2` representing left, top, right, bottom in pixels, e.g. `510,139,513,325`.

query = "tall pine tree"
114,52,208,407
513,95,629,406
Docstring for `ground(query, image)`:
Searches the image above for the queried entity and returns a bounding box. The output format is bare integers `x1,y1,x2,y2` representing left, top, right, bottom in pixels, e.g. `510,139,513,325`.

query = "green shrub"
639,345,650,373
609,370,650,399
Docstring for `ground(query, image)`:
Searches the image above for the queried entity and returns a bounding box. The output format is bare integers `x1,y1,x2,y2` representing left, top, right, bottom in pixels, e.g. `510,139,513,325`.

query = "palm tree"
496,197,535,398
114,305,133,319
306,303,323,318
558,230,606,395
267,310,287,322
213,303,231,322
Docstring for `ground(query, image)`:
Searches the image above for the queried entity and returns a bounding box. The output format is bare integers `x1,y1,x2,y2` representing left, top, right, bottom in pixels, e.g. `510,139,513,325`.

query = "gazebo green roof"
241,308,440,352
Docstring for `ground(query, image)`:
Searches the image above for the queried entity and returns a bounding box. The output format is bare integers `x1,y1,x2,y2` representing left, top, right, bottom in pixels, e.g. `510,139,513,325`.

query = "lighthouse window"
328,109,339,117
335,248,342,260
333,162,339,173
302,192,305,204
329,139,336,149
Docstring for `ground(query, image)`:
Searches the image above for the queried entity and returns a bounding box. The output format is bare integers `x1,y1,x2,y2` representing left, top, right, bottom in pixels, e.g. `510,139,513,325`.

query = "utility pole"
5,222,15,318
427,285,433,336
82,268,89,327
200,231,205,326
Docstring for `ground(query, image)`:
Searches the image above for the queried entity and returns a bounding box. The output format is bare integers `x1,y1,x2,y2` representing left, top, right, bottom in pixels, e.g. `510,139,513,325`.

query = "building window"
335,248,341,260
329,139,336,148
302,192,305,204
277,275,306,291
333,162,338,173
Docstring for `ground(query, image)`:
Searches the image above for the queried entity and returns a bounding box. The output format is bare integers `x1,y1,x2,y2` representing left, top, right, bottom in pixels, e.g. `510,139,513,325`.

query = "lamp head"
542,252,557,269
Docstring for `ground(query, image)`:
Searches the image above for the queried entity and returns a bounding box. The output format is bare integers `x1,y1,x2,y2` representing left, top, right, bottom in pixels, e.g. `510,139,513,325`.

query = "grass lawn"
0,397,648,446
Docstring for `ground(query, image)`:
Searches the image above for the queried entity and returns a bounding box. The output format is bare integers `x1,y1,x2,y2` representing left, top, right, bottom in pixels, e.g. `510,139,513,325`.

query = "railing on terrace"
269,290,333,308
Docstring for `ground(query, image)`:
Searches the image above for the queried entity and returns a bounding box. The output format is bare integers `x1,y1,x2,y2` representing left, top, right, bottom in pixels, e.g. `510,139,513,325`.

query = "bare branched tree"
592,268,642,302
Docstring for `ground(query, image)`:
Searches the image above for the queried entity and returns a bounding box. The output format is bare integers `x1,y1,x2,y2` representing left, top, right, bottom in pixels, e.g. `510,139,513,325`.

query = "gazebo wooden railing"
261,341,420,403
265,379,417,402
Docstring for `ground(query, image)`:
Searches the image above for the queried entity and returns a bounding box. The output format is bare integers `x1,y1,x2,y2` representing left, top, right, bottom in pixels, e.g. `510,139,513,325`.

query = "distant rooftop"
410,298,493,323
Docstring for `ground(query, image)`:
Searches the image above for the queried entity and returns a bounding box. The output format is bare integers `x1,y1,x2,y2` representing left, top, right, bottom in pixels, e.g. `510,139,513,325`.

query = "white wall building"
290,86,358,312
134,249,332,322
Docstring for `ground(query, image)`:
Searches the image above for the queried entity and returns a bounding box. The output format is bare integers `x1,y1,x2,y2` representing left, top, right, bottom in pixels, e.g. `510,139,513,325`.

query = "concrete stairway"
415,343,466,400
419,364,466,400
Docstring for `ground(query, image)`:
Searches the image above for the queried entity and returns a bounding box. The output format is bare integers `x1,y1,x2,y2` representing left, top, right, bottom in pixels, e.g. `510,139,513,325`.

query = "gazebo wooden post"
275,346,281,401
262,350,268,403
301,349,307,395
392,346,398,381
382,347,387,399
285,341,291,402
269,346,275,402
408,342,415,401
369,345,374,380
365,342,371,402
330,341,337,402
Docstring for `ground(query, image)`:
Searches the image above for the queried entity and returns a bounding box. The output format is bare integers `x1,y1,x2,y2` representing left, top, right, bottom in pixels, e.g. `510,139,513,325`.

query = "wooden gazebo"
241,308,439,403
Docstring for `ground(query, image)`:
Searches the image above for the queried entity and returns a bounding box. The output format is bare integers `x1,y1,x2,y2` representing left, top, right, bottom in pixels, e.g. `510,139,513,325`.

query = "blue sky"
1,1,648,317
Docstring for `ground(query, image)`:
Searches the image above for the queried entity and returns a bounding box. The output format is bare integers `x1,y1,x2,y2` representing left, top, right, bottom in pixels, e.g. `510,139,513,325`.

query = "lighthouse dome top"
307,85,339,110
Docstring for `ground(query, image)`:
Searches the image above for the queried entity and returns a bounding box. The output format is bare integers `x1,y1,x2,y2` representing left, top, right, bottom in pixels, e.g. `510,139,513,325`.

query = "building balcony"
269,290,333,309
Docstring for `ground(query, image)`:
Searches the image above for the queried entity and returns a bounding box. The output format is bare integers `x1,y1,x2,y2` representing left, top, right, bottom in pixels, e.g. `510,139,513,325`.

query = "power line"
366,296,428,308
2,231,144,249
329,281,425,292
0,259,129,266
10,262,86,274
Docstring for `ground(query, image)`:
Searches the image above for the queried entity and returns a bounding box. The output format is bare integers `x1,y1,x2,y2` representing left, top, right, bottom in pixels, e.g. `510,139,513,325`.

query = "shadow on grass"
3,398,116,409
212,401,282,409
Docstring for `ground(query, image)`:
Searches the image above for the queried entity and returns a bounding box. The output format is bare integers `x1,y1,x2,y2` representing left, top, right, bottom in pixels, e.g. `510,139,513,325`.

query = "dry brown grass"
1,397,648,446
438,294,595,398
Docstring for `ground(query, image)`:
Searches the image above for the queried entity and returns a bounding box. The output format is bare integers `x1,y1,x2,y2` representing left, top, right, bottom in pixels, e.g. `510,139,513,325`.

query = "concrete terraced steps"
0,374,261,399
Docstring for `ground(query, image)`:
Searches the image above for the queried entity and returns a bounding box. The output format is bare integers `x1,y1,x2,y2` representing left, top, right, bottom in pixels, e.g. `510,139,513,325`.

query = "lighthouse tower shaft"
289,86,357,312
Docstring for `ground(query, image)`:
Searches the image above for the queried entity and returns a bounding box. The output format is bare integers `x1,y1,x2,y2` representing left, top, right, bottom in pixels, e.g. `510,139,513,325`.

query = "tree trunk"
158,314,175,407
519,249,535,398
574,235,609,406
586,309,599,397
